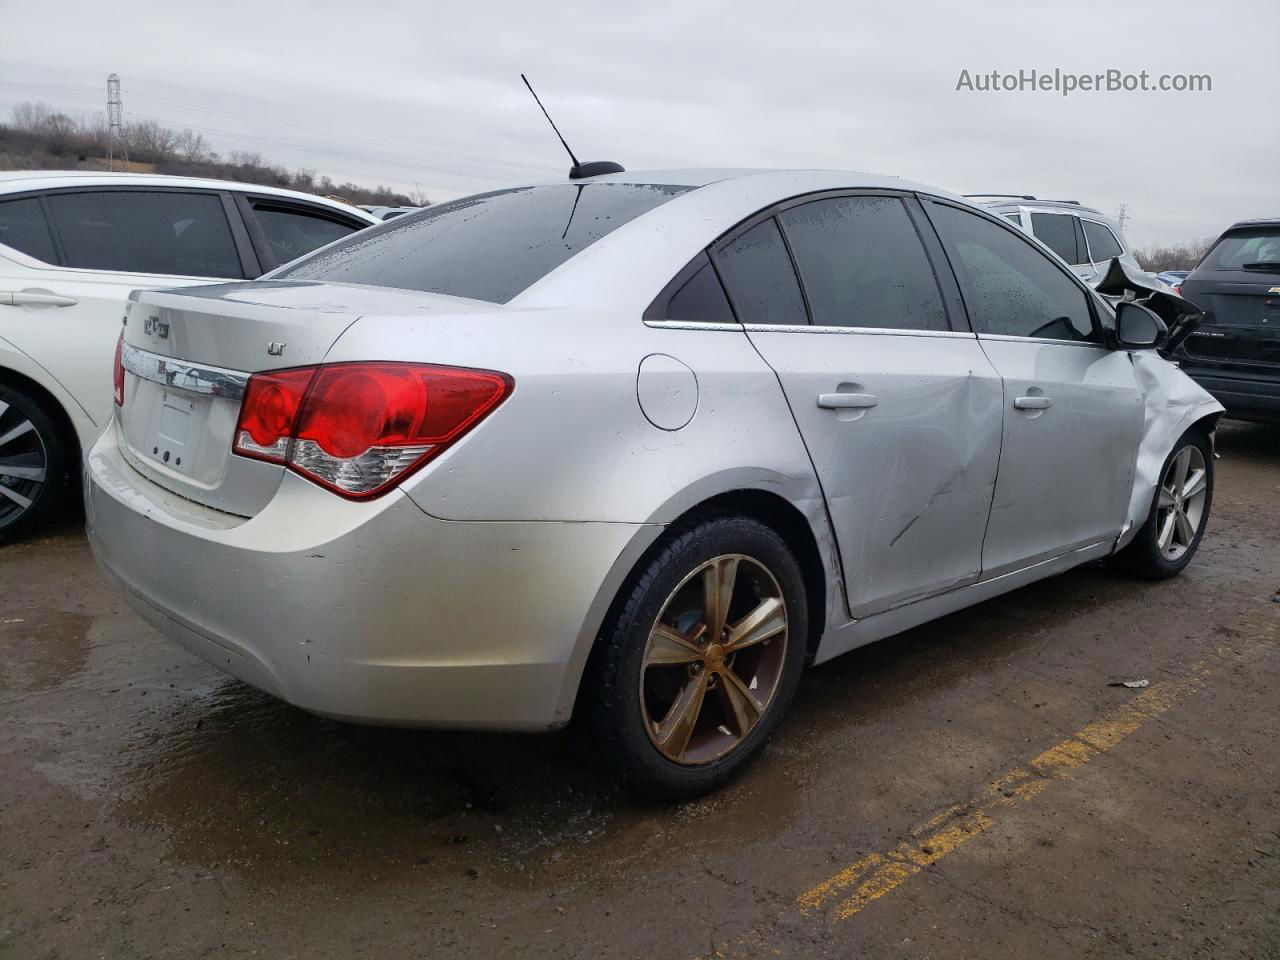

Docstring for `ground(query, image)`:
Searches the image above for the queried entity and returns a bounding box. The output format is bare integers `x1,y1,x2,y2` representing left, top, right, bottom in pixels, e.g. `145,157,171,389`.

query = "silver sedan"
86,169,1223,798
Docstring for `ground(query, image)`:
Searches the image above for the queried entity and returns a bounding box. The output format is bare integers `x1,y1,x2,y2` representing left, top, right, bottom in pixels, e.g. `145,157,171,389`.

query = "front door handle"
5,290,79,307
1014,395,1053,410
818,392,879,409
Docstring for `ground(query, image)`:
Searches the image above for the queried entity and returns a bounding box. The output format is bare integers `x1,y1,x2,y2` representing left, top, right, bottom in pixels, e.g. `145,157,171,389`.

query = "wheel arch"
0,362,87,474
556,483,841,728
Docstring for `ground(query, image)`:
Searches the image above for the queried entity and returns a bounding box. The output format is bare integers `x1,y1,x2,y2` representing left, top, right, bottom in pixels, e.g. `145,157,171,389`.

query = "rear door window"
927,202,1098,343
46,190,243,278
0,196,58,263
1030,212,1084,265
249,202,364,269
1081,220,1123,262
276,183,691,303
778,195,947,331
712,218,807,325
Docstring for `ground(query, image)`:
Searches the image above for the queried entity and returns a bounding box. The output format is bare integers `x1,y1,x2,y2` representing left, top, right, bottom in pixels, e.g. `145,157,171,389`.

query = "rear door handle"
817,392,879,409
1014,396,1053,410
5,290,78,307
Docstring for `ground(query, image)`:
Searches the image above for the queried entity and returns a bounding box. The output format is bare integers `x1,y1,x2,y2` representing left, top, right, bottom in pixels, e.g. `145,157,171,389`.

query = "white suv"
969,195,1157,289
0,171,378,540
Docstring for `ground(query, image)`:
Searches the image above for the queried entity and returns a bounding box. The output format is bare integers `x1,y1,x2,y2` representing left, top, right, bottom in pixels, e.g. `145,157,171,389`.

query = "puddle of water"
0,610,94,692
111,674,803,894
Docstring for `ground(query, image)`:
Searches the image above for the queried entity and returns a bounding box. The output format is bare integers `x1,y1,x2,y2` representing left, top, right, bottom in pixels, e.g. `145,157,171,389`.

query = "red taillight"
232,369,313,463
113,334,125,407
1173,284,1182,297
233,362,512,499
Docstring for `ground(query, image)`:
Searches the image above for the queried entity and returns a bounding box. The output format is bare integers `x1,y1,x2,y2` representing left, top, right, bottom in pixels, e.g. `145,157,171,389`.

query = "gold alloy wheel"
640,554,789,765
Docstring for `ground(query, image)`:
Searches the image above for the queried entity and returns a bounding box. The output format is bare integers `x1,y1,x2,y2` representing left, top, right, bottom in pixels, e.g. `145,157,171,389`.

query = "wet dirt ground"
2,421,1278,960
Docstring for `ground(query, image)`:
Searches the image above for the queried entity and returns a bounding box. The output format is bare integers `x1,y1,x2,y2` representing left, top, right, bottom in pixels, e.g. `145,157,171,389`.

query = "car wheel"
1112,430,1213,580
0,384,67,544
583,515,809,799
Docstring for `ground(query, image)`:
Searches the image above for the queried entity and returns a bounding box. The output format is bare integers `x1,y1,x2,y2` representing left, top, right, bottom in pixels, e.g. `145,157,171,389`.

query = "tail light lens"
233,362,512,499
1173,283,1182,297
113,333,125,407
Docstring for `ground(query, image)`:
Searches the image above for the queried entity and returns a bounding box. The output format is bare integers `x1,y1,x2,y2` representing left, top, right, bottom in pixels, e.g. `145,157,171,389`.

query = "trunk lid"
1178,270,1280,369
118,280,490,516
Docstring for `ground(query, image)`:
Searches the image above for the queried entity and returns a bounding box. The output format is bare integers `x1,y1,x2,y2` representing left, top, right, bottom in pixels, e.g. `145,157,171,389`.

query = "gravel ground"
2,420,1277,959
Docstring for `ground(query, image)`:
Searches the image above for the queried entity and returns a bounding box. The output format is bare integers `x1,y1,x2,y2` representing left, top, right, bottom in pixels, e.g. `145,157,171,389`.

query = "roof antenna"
521,74,625,181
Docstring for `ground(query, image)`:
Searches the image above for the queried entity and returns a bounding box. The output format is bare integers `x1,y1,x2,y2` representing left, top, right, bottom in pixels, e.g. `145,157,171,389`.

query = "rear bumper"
1183,370,1280,423
85,421,659,730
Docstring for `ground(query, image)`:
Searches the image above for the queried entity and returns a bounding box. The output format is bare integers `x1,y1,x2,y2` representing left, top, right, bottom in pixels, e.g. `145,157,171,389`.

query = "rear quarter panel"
324,309,824,526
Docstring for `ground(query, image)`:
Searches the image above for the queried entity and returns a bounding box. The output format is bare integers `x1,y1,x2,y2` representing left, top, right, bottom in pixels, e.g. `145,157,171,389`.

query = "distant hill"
1,101,424,209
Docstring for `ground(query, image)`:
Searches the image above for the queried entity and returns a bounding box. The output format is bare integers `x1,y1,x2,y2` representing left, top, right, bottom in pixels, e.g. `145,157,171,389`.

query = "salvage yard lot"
2,422,1278,959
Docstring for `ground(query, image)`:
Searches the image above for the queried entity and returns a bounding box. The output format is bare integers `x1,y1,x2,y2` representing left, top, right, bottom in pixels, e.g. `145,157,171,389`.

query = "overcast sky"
3,0,1276,247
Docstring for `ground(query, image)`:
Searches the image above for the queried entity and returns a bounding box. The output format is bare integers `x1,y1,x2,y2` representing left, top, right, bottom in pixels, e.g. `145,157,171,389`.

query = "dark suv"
1174,218,1280,423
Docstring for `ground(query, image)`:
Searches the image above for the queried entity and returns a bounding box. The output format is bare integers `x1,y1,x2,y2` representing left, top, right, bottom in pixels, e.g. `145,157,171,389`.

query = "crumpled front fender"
1117,352,1224,550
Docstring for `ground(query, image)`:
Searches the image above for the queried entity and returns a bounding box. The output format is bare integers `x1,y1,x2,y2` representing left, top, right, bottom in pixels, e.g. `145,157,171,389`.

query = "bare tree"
11,101,56,130
4,100,416,206
123,120,177,160
174,129,213,163
1132,238,1217,272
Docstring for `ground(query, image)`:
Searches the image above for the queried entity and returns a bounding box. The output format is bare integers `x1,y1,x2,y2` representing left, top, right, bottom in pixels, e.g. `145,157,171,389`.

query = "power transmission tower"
1115,203,1130,233
107,74,124,171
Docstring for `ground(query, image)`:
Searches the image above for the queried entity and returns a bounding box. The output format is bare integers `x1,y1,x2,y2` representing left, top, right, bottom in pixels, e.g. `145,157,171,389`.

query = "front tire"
1112,430,1213,579
583,515,809,799
0,384,66,544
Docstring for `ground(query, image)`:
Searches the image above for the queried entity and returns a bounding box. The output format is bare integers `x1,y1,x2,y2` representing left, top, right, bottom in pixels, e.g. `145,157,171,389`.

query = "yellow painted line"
798,662,1210,922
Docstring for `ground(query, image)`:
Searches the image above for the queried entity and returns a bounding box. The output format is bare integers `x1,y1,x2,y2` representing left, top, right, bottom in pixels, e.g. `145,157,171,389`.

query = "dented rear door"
719,194,1004,619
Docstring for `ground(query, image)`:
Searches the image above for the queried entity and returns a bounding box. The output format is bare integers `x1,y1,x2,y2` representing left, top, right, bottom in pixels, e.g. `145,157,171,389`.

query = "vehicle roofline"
0,170,378,220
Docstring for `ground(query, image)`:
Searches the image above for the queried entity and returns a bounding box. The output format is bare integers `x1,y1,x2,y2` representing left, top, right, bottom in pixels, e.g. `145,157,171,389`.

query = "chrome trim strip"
976,333,1108,349
643,320,745,331
743,323,976,339
120,342,250,401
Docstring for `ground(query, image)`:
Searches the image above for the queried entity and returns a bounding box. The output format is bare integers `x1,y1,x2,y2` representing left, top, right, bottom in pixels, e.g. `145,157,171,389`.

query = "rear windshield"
275,183,691,303
1200,228,1280,271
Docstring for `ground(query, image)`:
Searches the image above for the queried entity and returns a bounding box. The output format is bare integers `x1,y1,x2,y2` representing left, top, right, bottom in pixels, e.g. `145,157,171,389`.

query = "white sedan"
0,171,378,539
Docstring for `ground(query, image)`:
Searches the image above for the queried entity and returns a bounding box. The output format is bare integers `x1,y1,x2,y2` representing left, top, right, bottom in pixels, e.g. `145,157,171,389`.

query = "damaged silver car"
85,169,1223,798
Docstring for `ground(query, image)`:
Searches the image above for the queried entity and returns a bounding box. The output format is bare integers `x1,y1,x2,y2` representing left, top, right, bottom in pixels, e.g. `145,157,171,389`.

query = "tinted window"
1004,214,1022,226
666,260,736,323
0,197,57,263
47,191,242,278
1082,220,1123,262
1200,228,1280,271
713,218,806,325
928,203,1097,342
277,183,690,303
1030,212,1083,265
779,196,947,331
252,203,361,268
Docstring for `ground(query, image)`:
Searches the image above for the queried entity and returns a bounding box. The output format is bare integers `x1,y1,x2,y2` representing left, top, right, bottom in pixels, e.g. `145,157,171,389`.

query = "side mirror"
1115,301,1168,350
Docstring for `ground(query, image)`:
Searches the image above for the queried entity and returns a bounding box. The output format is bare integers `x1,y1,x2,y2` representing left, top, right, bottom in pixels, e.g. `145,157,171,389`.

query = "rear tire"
0,384,67,544
582,515,809,799
1112,430,1213,580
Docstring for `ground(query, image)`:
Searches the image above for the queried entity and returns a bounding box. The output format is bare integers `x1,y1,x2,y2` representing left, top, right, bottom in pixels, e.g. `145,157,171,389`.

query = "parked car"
85,169,1223,798
359,204,420,220
970,195,1163,289
1173,218,1280,423
1157,269,1191,290
0,171,378,539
